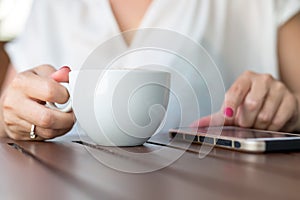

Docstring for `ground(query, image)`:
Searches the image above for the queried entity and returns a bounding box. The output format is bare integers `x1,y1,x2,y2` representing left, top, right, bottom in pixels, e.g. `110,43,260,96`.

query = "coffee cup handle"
46,83,72,113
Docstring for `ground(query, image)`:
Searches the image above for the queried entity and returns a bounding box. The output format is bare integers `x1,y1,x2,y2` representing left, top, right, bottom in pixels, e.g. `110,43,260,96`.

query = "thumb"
51,66,71,82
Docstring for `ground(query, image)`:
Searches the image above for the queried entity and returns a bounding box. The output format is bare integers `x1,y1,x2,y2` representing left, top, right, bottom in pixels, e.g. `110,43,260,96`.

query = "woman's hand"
192,71,300,132
0,65,75,140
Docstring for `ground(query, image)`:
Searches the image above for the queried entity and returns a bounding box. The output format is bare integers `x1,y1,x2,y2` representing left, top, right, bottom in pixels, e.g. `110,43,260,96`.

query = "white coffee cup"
47,69,170,146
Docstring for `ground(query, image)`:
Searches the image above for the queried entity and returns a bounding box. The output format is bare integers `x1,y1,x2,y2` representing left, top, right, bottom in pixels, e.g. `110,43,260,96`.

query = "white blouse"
5,0,300,133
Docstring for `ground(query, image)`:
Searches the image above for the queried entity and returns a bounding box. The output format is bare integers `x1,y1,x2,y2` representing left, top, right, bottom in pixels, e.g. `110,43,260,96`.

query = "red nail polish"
60,66,71,71
224,107,234,118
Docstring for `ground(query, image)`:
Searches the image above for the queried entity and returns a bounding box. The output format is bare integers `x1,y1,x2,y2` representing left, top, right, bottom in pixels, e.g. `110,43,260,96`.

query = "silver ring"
30,124,37,139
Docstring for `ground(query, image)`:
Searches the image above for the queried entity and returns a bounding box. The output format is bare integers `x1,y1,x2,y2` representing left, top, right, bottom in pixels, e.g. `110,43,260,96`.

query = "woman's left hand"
192,71,300,132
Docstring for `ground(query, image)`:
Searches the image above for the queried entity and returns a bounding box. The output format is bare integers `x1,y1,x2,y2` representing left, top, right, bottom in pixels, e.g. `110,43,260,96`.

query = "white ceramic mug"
47,69,170,146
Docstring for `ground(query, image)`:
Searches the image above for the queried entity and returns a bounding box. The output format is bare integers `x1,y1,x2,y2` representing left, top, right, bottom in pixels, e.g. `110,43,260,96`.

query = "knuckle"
36,64,55,72
243,70,254,77
274,82,285,91
282,93,297,110
7,132,20,140
229,84,243,97
245,98,260,111
261,74,273,84
287,93,297,104
2,97,12,110
43,81,57,102
9,134,18,140
2,110,13,126
257,113,271,124
271,118,285,130
11,73,26,89
237,118,252,128
40,129,56,139
3,116,12,126
39,111,54,128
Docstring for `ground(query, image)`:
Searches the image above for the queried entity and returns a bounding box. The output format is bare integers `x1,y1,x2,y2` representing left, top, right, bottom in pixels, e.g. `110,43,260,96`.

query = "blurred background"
0,0,32,88
0,0,32,41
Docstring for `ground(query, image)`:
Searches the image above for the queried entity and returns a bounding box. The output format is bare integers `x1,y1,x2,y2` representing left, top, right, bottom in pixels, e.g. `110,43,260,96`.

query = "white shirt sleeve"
275,0,300,27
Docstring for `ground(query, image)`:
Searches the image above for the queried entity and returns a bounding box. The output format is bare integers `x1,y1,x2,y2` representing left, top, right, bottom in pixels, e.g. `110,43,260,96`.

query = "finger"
6,117,71,140
236,76,270,128
12,71,69,104
4,90,75,130
6,130,42,141
35,127,72,139
33,64,57,77
253,83,285,129
2,109,45,140
6,129,45,141
20,121,71,140
190,112,232,128
13,97,75,130
2,112,36,140
51,66,71,82
3,110,29,133
3,119,45,141
223,74,252,119
268,92,296,131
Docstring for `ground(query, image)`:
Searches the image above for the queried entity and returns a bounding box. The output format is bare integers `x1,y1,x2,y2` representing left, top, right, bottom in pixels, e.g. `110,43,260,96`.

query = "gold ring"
30,124,37,139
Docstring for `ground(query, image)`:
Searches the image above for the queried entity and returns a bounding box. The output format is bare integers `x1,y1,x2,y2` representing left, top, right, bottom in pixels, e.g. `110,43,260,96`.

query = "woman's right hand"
0,65,75,140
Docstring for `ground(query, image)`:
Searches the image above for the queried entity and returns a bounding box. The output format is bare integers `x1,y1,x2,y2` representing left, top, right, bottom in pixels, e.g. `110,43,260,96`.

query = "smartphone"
169,126,300,153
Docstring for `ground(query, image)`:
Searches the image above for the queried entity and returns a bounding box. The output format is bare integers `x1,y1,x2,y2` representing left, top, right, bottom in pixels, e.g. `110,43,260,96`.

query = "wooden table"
1,132,300,200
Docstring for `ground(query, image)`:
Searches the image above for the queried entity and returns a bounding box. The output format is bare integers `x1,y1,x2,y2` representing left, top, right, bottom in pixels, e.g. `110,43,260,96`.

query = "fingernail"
224,107,234,118
60,66,71,71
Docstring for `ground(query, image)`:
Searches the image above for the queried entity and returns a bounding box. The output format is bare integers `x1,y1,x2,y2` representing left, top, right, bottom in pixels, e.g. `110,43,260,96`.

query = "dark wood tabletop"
1,131,300,200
